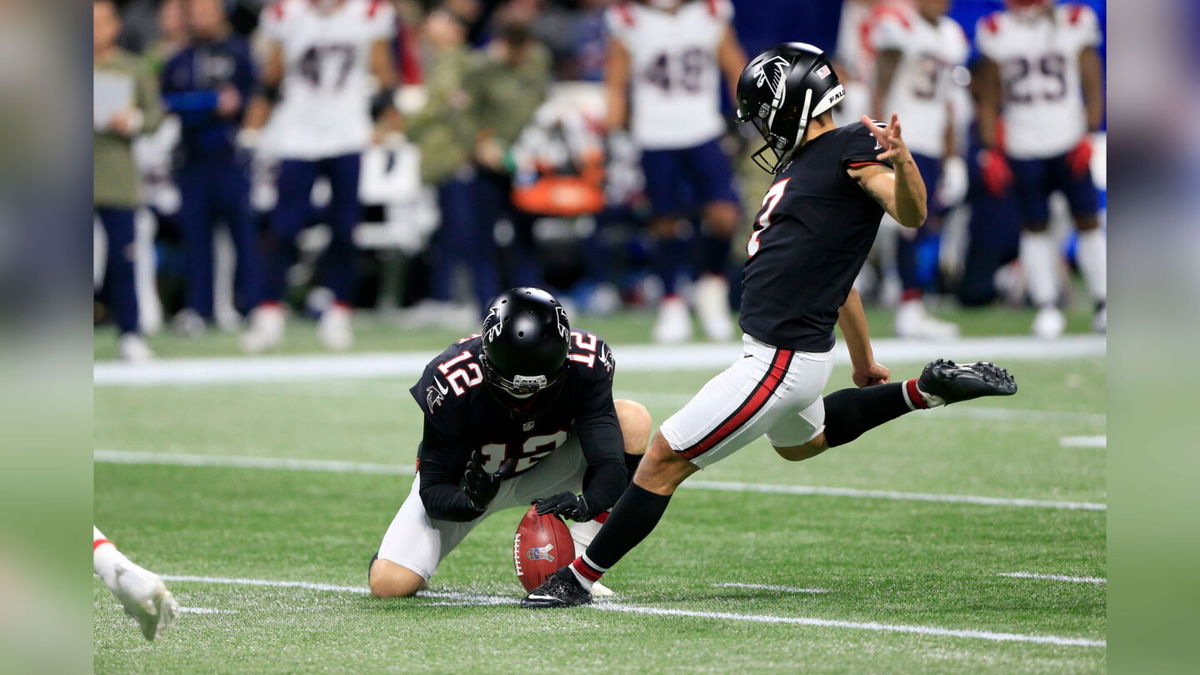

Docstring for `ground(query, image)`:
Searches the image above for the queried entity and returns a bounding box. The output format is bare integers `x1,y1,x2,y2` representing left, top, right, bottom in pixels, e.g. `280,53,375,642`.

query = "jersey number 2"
437,351,483,395
748,178,790,257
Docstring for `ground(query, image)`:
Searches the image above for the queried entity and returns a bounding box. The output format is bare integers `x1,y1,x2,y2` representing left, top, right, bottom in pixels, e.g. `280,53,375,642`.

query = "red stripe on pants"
679,349,793,460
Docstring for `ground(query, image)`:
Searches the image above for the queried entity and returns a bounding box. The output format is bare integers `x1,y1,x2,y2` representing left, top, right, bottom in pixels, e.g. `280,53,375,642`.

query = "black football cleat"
520,567,592,609
917,359,1017,405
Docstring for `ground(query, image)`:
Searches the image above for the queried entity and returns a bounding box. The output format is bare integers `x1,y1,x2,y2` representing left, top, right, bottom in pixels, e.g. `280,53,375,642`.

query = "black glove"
533,491,594,522
462,454,515,512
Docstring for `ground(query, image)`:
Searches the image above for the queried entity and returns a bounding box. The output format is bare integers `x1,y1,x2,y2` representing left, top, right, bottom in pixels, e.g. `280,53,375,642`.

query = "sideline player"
870,0,966,339
975,0,1106,337
240,0,397,352
522,44,1016,608
369,288,651,598
94,526,179,640
605,0,747,343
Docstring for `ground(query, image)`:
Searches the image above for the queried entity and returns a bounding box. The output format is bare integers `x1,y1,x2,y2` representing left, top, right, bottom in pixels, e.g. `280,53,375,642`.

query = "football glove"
1066,136,1093,178
533,491,594,522
462,453,515,512
979,148,1012,197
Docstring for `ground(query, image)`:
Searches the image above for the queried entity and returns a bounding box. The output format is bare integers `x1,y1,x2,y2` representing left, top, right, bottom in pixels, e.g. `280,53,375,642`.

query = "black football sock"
570,484,671,587
697,232,731,277
623,452,643,484
823,379,929,448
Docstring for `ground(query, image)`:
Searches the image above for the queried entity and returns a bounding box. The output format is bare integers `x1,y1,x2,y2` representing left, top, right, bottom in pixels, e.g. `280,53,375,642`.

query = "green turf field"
94,317,1105,672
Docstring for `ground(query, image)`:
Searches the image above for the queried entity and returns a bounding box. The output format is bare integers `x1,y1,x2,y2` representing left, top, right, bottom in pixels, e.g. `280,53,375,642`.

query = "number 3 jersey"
259,0,395,160
606,0,733,150
976,4,1101,160
409,331,625,520
738,122,890,353
870,7,968,159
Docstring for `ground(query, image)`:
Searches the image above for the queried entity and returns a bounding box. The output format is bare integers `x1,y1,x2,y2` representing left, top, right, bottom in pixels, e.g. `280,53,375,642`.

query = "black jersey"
738,121,892,353
409,330,624,521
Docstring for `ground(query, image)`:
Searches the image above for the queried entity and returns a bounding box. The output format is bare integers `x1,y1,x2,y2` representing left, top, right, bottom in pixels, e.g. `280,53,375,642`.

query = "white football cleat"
1032,305,1066,339
1092,305,1106,333
591,580,614,598
652,296,693,343
117,334,155,362
318,304,354,351
171,308,207,338
241,304,285,353
894,300,960,340
111,560,179,641
693,275,734,341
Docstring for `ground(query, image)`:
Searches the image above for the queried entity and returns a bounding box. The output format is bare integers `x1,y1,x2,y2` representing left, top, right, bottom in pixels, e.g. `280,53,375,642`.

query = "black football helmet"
480,287,571,413
735,43,845,173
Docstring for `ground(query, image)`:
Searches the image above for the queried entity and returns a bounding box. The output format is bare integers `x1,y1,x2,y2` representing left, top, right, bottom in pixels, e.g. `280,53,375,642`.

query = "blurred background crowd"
93,0,1106,360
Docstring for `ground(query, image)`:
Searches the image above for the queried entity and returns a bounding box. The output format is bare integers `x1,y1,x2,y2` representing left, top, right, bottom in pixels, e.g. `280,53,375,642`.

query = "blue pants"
265,153,362,304
1009,152,1099,229
175,158,262,316
96,207,139,335
897,152,943,294
958,142,1021,307
640,137,739,217
430,172,502,313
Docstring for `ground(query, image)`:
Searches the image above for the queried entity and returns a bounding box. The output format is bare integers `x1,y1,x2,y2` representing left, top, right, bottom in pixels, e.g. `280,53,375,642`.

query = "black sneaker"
917,359,1017,405
520,567,593,609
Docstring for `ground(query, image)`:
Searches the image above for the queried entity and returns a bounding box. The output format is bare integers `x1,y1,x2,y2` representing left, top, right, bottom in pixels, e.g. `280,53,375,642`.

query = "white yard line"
713,583,830,594
159,573,1103,648
94,335,1105,386
178,607,236,614
97,449,1105,511
1059,436,1107,448
998,572,1106,585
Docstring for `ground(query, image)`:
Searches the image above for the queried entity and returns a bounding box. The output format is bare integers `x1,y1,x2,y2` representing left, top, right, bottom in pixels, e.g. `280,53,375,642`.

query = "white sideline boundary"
999,572,1105,585
159,574,1103,648
714,583,830,594
94,335,1105,386
1060,436,1107,448
96,449,1106,511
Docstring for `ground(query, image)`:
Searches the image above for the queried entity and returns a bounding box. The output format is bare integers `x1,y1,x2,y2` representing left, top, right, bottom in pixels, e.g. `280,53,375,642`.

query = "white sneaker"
652,296,692,343
318,304,353,351
117,334,155,362
172,309,207,337
1032,305,1066,339
1092,305,1106,333
111,560,179,641
591,580,615,598
241,304,285,353
694,275,734,341
894,300,960,340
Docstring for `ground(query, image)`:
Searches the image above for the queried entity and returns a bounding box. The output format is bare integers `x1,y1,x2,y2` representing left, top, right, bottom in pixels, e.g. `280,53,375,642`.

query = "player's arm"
974,56,1002,150
242,40,284,133
1079,46,1104,133
604,36,631,132
838,287,890,388
716,25,748,103
850,114,927,228
571,393,626,518
417,417,513,522
870,48,901,122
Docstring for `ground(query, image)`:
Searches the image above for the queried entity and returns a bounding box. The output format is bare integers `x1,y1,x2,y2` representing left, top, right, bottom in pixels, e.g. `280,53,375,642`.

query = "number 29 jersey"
738,123,890,353
259,0,395,160
976,4,1101,160
409,331,620,479
606,0,733,150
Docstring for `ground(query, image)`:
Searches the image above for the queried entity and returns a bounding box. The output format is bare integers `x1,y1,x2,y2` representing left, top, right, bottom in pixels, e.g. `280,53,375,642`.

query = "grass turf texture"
95,347,1104,672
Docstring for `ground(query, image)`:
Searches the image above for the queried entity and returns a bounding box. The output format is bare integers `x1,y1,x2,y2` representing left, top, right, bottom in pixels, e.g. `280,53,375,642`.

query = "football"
513,505,574,592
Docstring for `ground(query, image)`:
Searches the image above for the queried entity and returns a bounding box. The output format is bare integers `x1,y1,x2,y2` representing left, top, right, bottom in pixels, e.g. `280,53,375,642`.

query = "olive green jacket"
407,46,474,185
94,49,163,208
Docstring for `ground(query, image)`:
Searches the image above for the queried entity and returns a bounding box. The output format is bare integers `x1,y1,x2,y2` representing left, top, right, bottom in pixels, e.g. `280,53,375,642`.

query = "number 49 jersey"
976,4,1101,160
410,331,618,478
606,0,733,150
259,0,395,160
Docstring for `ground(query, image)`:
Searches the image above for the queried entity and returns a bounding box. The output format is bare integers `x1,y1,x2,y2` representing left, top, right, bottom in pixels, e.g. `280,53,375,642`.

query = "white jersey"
260,0,395,160
606,0,732,150
976,4,1101,160
871,7,968,158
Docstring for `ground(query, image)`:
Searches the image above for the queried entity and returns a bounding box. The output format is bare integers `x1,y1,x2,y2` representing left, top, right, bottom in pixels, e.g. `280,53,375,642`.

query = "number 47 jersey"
410,331,619,478
259,0,395,160
606,0,733,150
